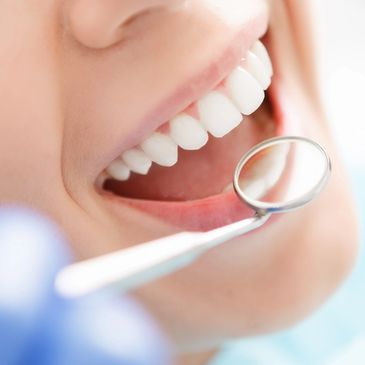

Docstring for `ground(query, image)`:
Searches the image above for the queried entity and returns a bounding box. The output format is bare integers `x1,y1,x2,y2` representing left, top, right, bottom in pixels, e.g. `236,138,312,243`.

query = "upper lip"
101,10,269,174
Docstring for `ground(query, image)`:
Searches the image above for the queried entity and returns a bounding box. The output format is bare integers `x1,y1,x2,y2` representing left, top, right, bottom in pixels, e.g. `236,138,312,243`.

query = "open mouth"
98,15,302,232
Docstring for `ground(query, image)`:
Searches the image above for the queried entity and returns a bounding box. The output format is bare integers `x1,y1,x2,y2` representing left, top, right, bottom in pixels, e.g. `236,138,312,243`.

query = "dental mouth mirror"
56,136,331,299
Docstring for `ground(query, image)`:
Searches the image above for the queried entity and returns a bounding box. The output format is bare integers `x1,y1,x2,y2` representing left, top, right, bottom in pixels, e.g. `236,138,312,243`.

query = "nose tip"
68,0,188,49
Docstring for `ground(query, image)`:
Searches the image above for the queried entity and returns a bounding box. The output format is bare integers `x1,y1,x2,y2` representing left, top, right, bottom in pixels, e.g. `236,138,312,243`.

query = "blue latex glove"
0,207,171,365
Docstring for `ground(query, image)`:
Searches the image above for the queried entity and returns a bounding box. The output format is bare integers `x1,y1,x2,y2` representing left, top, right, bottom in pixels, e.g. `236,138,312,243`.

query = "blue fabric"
0,207,171,365
211,170,365,365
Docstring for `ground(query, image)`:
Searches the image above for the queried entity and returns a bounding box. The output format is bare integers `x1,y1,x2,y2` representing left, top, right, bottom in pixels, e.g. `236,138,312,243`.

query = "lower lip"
103,75,301,232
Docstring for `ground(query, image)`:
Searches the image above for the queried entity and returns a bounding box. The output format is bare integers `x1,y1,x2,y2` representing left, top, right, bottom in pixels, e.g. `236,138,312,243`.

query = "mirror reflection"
237,139,328,206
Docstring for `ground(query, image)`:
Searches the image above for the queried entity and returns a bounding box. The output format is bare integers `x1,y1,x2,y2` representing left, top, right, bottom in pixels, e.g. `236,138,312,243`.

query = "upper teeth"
105,40,273,182
170,114,209,150
197,91,242,138
140,132,178,167
226,66,265,115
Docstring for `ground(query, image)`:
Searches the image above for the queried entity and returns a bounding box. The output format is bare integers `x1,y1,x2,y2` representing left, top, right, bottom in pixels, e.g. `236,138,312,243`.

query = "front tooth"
121,148,152,175
245,51,271,90
251,40,273,77
197,91,242,138
140,132,178,167
170,114,209,150
226,66,265,115
106,159,130,181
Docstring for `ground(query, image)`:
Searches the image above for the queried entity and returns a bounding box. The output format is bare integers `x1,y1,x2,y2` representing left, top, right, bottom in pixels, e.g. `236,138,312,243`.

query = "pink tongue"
106,114,276,201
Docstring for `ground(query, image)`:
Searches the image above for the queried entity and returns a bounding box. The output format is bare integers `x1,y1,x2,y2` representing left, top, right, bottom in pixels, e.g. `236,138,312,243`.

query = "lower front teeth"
105,40,273,182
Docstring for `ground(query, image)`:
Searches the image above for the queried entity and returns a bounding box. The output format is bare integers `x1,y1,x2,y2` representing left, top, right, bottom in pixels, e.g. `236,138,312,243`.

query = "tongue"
106,110,276,201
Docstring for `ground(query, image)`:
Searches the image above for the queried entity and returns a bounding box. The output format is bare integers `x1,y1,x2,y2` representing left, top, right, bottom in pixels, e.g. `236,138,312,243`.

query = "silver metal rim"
233,136,332,215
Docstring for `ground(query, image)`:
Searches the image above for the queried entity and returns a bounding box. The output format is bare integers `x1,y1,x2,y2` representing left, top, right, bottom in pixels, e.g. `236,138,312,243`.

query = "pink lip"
110,189,254,231
106,11,269,159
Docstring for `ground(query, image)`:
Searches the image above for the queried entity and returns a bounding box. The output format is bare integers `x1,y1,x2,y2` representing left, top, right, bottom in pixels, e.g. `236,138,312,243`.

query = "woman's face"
0,0,358,353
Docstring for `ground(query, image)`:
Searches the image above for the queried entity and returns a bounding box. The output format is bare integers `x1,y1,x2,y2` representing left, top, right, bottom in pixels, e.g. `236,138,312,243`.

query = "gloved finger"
0,206,70,365
50,296,172,365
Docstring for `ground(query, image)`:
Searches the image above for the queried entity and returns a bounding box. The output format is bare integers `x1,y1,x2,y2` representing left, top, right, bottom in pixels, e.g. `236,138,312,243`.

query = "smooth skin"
0,1,359,364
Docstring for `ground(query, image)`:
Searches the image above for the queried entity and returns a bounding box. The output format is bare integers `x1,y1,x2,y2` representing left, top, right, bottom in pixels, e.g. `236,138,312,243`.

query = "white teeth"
226,66,265,115
121,148,152,175
197,91,242,138
140,132,178,167
106,159,130,181
170,114,209,150
245,51,271,90
251,40,273,77
104,39,274,182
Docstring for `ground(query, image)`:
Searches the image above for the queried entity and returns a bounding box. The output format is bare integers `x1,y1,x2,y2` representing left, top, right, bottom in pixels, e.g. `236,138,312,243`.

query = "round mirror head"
233,136,331,215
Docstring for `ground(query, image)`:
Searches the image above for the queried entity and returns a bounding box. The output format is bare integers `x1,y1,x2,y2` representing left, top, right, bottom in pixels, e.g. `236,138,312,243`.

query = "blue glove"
0,207,171,365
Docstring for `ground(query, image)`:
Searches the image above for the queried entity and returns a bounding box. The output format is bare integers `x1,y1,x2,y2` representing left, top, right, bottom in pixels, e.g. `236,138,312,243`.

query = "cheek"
0,62,62,207
0,4,65,207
